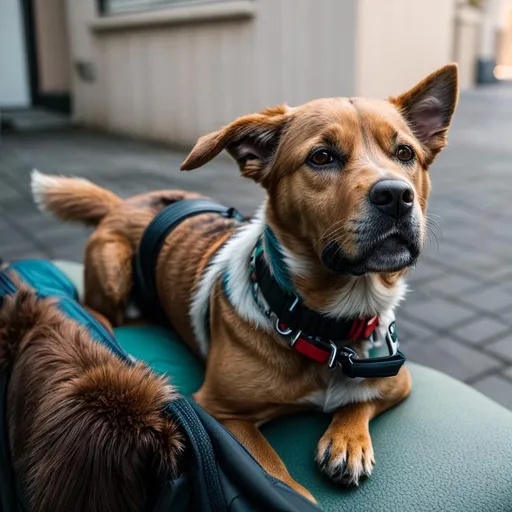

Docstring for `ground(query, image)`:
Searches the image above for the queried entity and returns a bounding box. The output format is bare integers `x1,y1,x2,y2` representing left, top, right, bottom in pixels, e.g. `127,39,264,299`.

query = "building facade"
2,0,511,146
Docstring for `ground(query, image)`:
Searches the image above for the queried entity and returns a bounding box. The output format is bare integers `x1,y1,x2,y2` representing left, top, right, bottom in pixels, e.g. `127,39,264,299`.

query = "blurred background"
1,0,512,407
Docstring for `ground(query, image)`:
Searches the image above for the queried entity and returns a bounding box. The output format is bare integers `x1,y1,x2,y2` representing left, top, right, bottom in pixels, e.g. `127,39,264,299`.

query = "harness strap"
134,198,243,323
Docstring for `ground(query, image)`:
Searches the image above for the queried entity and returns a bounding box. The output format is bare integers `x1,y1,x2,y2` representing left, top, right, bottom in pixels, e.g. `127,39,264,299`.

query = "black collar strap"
252,249,406,378
254,250,378,342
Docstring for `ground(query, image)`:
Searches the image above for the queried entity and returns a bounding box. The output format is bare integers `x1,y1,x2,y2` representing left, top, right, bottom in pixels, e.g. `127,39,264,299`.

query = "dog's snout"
369,180,414,219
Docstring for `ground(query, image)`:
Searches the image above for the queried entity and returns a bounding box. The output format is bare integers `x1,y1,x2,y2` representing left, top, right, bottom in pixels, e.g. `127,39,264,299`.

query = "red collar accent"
278,316,380,364
294,337,330,363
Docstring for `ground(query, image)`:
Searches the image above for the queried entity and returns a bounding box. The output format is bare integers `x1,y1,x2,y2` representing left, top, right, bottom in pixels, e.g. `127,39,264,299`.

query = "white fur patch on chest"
299,371,382,413
189,205,271,358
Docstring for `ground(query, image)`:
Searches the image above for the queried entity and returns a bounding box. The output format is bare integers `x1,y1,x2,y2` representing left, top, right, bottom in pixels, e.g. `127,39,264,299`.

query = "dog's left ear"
180,105,289,185
391,63,459,161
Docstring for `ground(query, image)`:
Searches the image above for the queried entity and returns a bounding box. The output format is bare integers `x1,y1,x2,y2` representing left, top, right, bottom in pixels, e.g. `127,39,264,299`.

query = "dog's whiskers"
425,215,442,254
314,221,347,248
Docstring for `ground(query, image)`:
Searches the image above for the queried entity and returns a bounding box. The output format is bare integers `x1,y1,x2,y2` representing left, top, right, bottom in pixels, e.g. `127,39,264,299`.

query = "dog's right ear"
180,105,289,184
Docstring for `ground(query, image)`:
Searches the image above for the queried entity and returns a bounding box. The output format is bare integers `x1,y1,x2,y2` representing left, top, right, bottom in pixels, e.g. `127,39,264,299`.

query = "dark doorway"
19,0,71,114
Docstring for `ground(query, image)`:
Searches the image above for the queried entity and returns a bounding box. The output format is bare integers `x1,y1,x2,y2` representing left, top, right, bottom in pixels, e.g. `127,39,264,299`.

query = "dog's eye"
395,145,415,163
308,149,337,168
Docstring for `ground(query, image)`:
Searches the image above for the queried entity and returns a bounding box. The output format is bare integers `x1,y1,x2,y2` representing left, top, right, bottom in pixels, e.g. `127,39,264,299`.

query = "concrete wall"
497,0,512,67
33,0,71,93
66,0,357,146
64,0,466,146
0,0,30,108
355,0,456,98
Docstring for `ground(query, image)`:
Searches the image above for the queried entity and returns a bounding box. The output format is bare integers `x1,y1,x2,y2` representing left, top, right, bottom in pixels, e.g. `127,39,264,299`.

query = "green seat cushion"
55,262,512,511
116,326,204,394
114,325,512,512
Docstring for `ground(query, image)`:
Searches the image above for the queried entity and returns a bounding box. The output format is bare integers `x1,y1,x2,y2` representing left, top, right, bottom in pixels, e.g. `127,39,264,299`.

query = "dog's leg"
84,231,134,326
222,419,316,503
316,365,411,486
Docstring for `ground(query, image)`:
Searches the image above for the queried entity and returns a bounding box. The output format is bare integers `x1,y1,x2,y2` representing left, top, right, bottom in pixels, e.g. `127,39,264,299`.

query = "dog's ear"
180,105,289,184
391,64,459,161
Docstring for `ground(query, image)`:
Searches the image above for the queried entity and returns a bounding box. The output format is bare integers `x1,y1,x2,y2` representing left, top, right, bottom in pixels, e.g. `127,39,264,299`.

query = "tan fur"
0,275,183,511
35,65,458,502
34,174,122,225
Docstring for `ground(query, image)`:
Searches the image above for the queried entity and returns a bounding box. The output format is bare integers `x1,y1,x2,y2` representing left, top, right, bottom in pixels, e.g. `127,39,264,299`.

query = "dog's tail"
31,169,123,226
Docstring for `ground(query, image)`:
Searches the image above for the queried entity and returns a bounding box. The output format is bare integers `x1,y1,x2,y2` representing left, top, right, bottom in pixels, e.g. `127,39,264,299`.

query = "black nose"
369,180,414,219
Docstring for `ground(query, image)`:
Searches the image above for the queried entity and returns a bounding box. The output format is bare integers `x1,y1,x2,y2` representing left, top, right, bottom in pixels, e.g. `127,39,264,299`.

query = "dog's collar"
247,238,406,378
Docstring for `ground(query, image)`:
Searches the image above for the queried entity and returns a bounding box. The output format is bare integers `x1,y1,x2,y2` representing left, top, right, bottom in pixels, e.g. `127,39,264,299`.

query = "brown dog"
32,64,458,502
0,272,183,512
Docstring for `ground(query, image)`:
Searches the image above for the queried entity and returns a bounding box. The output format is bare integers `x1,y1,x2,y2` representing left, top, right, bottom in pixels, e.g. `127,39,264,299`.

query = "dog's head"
182,65,458,277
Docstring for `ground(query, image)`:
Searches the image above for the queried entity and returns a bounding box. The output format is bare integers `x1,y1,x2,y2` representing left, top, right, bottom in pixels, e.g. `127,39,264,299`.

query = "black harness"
135,200,406,379
134,198,244,323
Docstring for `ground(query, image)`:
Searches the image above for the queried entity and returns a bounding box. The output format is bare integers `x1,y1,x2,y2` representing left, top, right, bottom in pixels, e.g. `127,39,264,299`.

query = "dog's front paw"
316,428,375,486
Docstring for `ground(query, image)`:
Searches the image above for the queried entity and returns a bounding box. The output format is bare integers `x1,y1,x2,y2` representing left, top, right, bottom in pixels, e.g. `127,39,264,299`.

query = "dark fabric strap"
166,398,226,512
255,252,359,341
340,349,406,378
134,199,244,323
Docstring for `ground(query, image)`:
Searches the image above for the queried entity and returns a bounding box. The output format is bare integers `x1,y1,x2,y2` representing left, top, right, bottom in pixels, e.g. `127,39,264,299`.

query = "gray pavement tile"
459,285,512,313
486,337,512,364
484,268,512,284
1,242,47,260
0,226,34,248
404,287,432,302
394,315,437,343
502,367,512,381
41,233,88,261
452,317,510,346
424,250,501,273
400,297,476,330
0,180,24,201
4,249,51,261
0,218,10,232
499,309,512,325
472,376,512,410
1,198,40,215
405,337,502,382
421,274,481,296
405,263,446,285
28,222,91,241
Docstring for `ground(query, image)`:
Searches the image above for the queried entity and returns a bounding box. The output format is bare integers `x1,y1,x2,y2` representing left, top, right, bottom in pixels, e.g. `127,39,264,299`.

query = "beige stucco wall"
355,0,457,98
65,0,475,146
34,0,71,93
65,0,99,123
497,0,512,65
66,0,357,146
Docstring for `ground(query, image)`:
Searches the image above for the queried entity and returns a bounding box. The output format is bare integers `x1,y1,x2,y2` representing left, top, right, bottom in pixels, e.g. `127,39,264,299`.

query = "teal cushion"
55,262,512,511
114,325,512,512
115,326,204,395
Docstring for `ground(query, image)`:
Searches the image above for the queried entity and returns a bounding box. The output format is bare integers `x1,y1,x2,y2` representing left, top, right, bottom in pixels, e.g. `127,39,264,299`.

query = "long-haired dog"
0,271,183,512
32,64,458,502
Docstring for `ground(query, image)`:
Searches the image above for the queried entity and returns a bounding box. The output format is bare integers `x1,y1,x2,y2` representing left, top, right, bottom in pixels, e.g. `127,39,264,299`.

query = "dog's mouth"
322,232,420,276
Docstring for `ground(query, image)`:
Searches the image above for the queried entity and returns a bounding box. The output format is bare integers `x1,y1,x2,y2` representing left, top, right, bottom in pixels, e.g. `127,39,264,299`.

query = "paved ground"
2,84,512,409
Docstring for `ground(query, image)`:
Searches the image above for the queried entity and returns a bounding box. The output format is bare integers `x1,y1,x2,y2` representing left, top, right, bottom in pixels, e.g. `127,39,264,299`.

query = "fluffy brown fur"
32,65,458,502
0,275,183,512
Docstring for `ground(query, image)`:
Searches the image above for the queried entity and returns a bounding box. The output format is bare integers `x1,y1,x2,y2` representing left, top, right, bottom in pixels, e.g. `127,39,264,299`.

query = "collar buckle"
328,342,338,369
274,317,302,347
329,343,358,370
